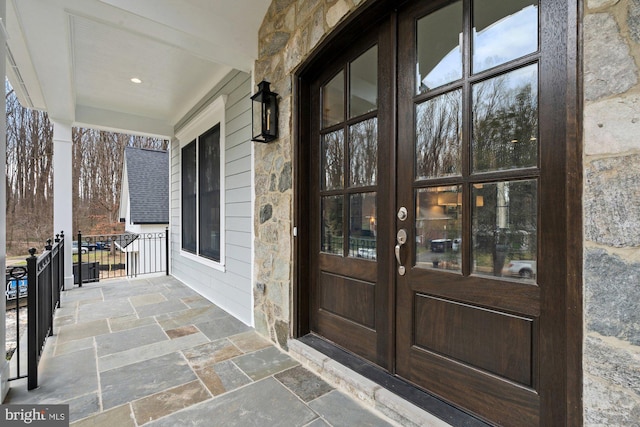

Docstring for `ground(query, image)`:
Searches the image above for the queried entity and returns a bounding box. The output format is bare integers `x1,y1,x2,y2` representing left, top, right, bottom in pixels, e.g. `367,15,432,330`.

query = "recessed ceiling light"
130,77,142,84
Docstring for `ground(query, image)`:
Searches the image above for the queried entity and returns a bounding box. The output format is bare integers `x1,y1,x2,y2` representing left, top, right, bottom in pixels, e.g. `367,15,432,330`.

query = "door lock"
397,207,408,222
395,229,407,276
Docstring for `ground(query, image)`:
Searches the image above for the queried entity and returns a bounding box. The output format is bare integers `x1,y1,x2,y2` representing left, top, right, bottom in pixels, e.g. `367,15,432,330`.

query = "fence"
5,232,65,389
76,230,168,285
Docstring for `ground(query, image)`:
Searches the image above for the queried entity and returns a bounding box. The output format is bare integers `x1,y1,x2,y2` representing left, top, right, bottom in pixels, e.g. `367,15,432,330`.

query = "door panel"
395,1,542,425
309,20,394,368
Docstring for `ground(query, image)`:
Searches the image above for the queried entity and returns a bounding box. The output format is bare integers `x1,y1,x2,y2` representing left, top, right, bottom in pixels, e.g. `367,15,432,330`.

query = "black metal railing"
76,229,168,286
321,235,377,260
5,232,65,389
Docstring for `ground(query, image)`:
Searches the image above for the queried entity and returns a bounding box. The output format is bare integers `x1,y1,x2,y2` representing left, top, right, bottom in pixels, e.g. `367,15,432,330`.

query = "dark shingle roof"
124,147,169,224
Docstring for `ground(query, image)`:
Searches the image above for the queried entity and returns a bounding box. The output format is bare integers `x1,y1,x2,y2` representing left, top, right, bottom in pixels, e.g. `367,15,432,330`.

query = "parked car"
430,239,452,252
507,260,536,279
82,242,97,251
72,241,88,254
95,241,111,251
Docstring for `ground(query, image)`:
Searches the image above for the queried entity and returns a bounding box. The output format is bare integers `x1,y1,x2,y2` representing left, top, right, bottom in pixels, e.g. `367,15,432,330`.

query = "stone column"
583,3,640,425
52,120,74,290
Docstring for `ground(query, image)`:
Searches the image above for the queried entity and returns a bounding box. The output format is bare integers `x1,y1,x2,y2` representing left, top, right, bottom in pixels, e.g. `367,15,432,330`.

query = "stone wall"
253,0,364,349
583,0,640,425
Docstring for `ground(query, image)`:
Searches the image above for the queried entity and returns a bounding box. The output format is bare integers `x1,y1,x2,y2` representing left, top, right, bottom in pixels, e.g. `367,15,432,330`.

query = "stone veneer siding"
253,0,365,349
584,0,640,425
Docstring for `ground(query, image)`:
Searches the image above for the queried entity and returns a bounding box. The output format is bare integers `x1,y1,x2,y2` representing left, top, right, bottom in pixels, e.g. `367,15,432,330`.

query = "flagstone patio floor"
4,275,398,426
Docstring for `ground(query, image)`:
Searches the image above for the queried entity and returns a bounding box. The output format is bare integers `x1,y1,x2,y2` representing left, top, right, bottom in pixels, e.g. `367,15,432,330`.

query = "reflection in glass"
350,118,378,187
323,71,345,127
350,46,378,118
472,64,538,172
416,90,462,179
417,1,462,93
473,0,539,73
322,196,344,256
349,193,377,260
322,130,344,190
415,186,462,272
472,180,537,282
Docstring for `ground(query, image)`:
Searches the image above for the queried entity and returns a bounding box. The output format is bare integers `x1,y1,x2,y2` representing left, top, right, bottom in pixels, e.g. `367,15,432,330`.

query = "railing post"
166,227,170,276
59,231,65,297
77,230,82,287
27,248,38,390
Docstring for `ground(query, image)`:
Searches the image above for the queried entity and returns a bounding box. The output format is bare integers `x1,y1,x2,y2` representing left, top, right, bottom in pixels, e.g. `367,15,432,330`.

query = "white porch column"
52,120,74,290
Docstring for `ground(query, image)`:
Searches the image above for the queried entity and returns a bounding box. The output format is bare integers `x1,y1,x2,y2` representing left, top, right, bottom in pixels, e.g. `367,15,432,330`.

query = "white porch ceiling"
5,0,270,137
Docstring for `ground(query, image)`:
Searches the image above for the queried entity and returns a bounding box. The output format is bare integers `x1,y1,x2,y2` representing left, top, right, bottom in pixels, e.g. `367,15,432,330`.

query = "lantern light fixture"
251,80,279,143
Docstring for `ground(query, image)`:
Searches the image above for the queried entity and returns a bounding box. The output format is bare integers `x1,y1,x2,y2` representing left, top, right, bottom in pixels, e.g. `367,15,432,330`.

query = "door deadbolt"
397,207,408,221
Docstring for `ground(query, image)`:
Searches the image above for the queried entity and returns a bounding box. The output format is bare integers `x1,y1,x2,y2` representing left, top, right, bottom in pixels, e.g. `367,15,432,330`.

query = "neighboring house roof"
123,147,169,224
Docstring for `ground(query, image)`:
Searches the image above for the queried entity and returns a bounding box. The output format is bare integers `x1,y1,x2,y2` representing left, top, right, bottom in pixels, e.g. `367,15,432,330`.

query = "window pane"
322,71,345,128
350,46,378,118
349,118,377,187
472,180,537,282
349,193,376,260
321,196,343,256
472,64,538,172
322,130,344,190
417,1,463,93
198,125,221,262
181,141,197,253
473,0,539,73
415,186,462,272
416,90,462,179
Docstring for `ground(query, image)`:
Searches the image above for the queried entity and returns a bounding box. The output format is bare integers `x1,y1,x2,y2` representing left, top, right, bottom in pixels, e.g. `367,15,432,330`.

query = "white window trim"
176,95,227,272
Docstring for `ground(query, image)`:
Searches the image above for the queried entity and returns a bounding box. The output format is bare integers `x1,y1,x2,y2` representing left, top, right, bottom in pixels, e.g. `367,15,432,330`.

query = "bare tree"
6,81,167,255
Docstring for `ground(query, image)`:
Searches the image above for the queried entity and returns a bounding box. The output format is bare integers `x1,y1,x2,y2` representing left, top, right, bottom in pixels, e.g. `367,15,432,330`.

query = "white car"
507,260,536,279
72,241,88,254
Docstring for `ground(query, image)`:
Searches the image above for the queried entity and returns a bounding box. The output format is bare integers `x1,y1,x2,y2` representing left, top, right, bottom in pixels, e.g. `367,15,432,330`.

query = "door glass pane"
322,130,344,190
415,186,462,272
416,0,463,94
321,196,344,256
350,118,378,187
416,90,462,179
472,180,537,282
472,64,538,172
350,46,378,118
349,193,377,260
473,0,539,73
323,71,345,128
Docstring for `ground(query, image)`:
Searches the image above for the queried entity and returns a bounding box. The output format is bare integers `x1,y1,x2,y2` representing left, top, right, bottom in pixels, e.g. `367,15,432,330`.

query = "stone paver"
100,351,197,410
4,276,397,427
145,378,319,427
309,390,395,427
275,365,333,402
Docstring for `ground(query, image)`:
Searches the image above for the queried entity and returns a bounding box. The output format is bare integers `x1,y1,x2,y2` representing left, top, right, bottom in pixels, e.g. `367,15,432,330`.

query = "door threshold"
291,334,491,427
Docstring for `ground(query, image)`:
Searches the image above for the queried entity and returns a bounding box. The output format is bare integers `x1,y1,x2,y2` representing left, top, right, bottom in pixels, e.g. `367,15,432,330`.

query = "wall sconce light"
251,80,279,143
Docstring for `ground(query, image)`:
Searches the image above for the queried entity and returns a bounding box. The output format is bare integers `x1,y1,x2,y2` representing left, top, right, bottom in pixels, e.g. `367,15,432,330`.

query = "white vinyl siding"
170,70,253,325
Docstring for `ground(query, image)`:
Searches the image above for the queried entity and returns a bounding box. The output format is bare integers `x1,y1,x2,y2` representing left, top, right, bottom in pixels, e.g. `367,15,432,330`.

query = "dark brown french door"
308,19,394,367
303,1,577,426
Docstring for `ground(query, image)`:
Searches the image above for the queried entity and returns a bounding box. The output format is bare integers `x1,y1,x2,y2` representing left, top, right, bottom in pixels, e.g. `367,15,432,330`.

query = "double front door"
305,1,573,425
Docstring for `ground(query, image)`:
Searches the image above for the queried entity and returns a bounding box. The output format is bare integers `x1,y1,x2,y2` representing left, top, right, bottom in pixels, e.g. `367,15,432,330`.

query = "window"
177,95,226,267
181,125,222,262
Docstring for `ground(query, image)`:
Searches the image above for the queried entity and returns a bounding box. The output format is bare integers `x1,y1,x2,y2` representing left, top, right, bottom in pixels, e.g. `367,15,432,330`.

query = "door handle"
396,229,407,276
